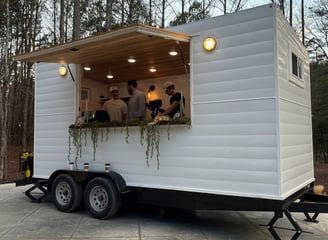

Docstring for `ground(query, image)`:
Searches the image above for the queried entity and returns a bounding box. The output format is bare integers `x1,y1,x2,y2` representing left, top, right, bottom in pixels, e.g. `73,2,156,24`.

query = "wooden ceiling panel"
15,24,191,84
84,36,190,82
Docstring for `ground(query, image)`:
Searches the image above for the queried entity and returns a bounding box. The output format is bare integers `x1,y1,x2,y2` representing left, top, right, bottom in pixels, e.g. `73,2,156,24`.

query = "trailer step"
24,180,48,203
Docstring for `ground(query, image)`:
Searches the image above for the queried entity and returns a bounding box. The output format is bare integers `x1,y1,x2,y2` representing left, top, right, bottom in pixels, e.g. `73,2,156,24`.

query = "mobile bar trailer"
14,4,328,240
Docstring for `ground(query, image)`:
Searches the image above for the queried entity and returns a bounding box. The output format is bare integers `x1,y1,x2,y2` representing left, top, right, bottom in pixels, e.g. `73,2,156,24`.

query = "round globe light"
203,37,217,52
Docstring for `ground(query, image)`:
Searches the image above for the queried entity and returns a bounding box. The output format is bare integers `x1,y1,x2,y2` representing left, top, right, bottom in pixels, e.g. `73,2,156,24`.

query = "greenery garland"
68,117,191,168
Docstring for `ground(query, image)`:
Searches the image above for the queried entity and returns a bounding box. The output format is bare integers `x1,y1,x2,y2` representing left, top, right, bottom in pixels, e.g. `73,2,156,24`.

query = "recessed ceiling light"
149,68,157,72
106,74,114,79
128,58,136,63
169,51,178,56
83,64,91,71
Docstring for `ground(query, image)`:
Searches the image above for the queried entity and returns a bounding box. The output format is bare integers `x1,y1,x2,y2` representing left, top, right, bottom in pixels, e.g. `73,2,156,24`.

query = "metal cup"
69,162,74,170
83,163,89,171
105,163,111,172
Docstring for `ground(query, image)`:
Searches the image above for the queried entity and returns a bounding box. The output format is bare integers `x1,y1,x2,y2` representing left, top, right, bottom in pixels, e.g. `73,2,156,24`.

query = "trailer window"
81,88,90,101
291,53,303,79
289,48,305,89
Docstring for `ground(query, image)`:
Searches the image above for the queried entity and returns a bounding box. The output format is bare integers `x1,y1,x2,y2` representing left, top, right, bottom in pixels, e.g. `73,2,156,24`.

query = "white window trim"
81,88,90,101
288,44,305,89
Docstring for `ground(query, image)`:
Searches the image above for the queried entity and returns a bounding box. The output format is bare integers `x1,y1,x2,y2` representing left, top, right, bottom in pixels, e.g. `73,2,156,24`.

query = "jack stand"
24,179,48,202
304,212,320,223
266,210,304,240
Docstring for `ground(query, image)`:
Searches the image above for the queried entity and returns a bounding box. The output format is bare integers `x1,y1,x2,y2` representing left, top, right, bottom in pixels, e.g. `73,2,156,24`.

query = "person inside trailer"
103,86,127,122
161,81,185,119
127,80,146,120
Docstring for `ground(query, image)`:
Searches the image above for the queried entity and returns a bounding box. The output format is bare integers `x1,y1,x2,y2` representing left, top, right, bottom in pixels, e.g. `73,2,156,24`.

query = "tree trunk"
73,0,80,40
0,0,10,180
53,0,57,44
127,0,134,24
181,0,185,23
223,0,226,14
289,0,292,25
280,0,285,15
60,0,65,44
149,0,152,25
105,0,113,31
161,0,166,28
301,0,304,44
0,97,7,180
121,0,125,24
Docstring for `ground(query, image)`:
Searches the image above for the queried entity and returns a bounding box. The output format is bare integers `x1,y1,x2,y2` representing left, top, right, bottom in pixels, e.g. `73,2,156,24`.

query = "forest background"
0,0,328,182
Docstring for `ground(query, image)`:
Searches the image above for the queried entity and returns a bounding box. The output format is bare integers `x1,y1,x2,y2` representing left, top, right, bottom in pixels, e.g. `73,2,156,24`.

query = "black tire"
52,173,82,212
84,177,120,219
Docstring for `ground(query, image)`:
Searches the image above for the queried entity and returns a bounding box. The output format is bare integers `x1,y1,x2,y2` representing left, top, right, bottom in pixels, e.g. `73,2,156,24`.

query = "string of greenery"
68,117,191,168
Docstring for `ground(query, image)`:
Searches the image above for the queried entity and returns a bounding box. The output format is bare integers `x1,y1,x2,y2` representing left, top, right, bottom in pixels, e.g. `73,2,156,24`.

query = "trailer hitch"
289,192,328,223
265,191,328,239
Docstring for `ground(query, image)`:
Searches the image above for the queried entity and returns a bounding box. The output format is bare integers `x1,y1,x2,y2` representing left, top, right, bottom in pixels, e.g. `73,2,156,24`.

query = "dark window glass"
292,53,298,76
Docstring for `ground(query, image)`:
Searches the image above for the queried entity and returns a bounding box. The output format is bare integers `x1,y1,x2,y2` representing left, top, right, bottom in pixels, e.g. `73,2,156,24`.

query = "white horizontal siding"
190,11,275,104
170,4,274,35
279,100,314,197
33,63,76,178
33,5,315,200
66,5,280,199
66,112,279,198
276,11,311,107
169,5,278,198
275,9,314,198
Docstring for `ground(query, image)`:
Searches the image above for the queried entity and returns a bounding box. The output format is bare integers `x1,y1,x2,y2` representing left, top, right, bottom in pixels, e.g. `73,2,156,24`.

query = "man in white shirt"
103,86,127,121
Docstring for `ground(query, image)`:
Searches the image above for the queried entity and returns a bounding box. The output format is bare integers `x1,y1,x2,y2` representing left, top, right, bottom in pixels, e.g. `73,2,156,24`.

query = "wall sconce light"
147,85,155,98
58,66,67,76
203,37,217,52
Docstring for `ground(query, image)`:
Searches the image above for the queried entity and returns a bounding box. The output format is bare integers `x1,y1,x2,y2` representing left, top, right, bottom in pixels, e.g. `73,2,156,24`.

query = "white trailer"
15,4,327,239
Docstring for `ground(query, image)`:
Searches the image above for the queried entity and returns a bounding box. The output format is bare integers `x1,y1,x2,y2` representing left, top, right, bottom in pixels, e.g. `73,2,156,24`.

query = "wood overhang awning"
15,24,191,83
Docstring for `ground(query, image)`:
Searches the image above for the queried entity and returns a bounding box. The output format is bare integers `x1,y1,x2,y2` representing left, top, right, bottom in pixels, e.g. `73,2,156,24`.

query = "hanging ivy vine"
68,117,191,168
68,126,83,164
143,124,161,169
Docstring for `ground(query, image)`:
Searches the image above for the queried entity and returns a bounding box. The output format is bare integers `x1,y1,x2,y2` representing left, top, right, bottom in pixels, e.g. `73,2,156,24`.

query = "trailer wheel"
84,177,120,219
52,173,82,212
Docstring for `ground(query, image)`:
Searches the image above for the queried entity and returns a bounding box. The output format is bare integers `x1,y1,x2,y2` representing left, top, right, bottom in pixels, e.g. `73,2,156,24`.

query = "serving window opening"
80,70,190,123
77,28,191,124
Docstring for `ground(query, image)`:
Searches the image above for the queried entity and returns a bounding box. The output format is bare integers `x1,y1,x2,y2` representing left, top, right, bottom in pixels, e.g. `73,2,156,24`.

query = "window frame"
81,88,90,101
288,45,305,89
